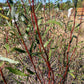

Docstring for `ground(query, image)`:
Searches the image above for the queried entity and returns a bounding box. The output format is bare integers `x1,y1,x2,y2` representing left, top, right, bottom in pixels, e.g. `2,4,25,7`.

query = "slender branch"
14,22,42,83
0,68,7,84
31,0,54,83
7,0,11,10
70,7,84,61
6,1,42,83
60,8,76,83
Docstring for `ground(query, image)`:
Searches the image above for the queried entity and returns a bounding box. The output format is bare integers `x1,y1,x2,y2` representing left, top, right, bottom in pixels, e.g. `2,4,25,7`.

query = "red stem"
32,0,54,83
0,68,7,84
60,8,76,83
7,0,11,10
14,22,42,83
28,1,53,83
32,0,49,62
29,0,36,33
6,1,42,83
70,7,84,61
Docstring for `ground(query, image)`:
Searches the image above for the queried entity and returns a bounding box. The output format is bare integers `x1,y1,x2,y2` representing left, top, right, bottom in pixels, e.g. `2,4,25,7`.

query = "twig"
0,68,7,84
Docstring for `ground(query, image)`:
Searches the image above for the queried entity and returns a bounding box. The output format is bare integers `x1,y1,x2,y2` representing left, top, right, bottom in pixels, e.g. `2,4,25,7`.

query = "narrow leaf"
35,2,42,12
46,20,62,27
42,26,51,39
12,47,26,53
26,68,35,74
0,55,19,64
6,67,28,76
75,22,84,28
0,13,9,20
44,39,51,47
69,72,75,78
4,43,10,52
0,62,4,67
29,42,34,53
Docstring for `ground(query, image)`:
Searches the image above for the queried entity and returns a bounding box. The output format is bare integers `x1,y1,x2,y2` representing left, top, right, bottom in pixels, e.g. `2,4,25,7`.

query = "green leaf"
7,10,10,16
69,72,75,78
78,41,84,44
12,47,26,53
25,28,30,35
35,2,42,12
10,32,15,36
67,20,73,25
4,43,10,52
0,55,19,64
70,35,77,43
56,74,63,78
35,31,40,44
22,14,29,22
75,22,84,28
0,62,4,67
11,6,15,18
82,75,84,78
38,19,42,26
44,39,51,47
26,68,35,74
0,7,2,10
69,70,74,73
46,20,62,27
21,16,25,21
29,42,34,53
42,26,51,39
6,67,28,76
0,13,9,20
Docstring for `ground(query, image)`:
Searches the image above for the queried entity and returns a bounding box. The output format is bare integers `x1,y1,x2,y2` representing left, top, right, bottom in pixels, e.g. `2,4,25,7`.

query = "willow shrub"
0,0,84,84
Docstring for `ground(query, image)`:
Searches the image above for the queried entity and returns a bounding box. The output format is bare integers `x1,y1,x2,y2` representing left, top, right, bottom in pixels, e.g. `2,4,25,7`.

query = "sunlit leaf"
0,8,2,10
11,6,15,18
0,55,19,64
44,39,51,47
0,13,9,20
38,19,42,26
0,62,4,67
69,72,75,78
